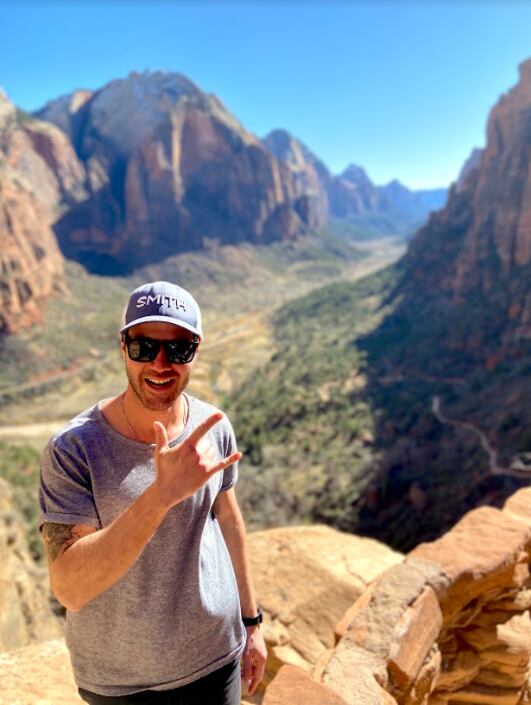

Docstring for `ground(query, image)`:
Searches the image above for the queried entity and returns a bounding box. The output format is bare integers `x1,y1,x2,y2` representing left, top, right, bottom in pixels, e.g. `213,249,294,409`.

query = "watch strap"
242,608,263,627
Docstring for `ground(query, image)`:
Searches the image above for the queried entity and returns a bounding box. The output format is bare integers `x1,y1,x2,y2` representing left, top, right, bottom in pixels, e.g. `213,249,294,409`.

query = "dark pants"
78,659,241,705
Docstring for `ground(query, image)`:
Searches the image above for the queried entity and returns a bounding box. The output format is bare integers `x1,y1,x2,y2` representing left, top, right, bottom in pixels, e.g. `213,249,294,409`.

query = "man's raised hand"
152,412,242,511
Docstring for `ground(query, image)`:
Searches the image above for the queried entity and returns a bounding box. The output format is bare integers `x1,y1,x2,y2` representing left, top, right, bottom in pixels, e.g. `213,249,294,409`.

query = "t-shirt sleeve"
219,420,239,492
39,439,101,530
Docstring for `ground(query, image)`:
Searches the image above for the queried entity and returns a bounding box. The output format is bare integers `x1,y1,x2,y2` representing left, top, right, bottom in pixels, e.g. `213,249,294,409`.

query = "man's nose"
150,345,172,369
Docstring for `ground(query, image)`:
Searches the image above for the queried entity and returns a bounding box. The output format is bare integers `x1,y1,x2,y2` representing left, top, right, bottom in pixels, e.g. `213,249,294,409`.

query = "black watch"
242,608,263,627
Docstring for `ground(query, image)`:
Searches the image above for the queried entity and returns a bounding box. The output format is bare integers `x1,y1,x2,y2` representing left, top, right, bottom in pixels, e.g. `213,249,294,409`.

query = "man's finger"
187,412,224,446
241,651,253,685
207,452,242,476
249,655,265,695
153,421,170,454
248,669,261,696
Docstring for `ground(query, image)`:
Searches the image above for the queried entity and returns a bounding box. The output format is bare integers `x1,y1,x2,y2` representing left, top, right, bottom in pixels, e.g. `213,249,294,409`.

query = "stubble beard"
126,366,191,412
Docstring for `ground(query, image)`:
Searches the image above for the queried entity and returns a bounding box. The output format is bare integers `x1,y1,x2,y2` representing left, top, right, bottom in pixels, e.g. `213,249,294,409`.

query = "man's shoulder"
47,403,104,453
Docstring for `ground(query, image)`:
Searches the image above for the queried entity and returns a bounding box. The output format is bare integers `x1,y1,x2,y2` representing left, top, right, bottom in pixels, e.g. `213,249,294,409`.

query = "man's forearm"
48,484,168,611
216,501,258,616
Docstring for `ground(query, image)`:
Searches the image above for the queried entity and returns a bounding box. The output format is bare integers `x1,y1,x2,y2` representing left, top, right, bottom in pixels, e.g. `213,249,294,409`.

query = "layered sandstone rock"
0,639,81,705
247,525,403,690
0,479,62,651
262,129,329,223
302,486,531,705
0,100,86,209
263,664,350,705
0,89,84,333
0,169,66,333
37,71,325,273
7,497,531,705
0,524,401,703
410,58,531,287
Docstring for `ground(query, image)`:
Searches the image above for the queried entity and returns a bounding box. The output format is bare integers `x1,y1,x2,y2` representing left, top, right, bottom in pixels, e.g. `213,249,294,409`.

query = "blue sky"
1,2,531,189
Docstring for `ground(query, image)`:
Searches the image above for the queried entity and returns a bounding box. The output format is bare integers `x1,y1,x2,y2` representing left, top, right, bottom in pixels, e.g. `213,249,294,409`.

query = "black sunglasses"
124,334,199,364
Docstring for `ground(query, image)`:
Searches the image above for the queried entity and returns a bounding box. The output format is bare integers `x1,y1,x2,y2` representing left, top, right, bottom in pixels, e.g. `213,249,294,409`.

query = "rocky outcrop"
266,486,531,705
0,478,62,651
36,72,325,273
0,168,66,333
0,89,84,333
0,90,86,210
247,525,403,690
456,147,483,193
0,523,402,703
0,639,81,705
10,495,531,705
263,664,350,705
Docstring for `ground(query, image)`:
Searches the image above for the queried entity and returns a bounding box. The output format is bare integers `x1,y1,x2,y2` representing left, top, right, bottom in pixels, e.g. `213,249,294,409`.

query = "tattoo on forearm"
42,523,80,563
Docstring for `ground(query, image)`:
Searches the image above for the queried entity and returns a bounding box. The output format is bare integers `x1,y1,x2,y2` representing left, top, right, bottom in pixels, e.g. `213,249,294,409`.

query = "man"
39,281,267,705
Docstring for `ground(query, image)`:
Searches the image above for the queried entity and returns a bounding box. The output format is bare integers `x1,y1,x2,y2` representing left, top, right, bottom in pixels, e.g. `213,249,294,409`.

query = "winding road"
432,395,531,480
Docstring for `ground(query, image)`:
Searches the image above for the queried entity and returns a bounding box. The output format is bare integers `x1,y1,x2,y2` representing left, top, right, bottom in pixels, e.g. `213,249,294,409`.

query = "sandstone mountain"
379,179,447,229
0,91,86,333
36,71,326,274
455,147,483,192
261,129,329,223
328,163,387,217
0,70,445,335
263,128,447,234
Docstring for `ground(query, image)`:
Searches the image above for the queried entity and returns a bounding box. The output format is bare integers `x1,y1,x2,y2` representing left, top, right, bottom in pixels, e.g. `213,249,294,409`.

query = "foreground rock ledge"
0,524,403,704
6,490,531,705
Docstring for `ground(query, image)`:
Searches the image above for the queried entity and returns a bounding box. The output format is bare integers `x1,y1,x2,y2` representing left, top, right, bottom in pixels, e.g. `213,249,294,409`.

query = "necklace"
120,392,139,441
119,392,189,443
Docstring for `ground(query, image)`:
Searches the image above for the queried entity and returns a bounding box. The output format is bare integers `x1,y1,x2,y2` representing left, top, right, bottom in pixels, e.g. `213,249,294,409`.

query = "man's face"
121,322,198,412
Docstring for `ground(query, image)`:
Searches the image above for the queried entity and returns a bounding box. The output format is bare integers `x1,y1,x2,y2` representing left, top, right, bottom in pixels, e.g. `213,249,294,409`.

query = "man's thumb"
153,421,169,453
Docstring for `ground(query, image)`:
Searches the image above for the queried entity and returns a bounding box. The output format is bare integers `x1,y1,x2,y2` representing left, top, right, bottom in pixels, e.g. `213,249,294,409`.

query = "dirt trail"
432,395,530,479
0,422,68,439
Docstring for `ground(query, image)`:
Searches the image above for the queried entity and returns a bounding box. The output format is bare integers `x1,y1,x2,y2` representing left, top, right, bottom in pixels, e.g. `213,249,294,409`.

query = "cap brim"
120,316,202,339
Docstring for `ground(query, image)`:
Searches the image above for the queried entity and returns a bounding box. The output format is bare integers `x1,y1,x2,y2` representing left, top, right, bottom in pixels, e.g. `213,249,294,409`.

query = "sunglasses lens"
166,340,198,364
127,337,159,362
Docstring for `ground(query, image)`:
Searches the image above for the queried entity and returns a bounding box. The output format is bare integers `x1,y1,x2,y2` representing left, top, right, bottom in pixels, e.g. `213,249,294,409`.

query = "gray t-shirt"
38,393,246,696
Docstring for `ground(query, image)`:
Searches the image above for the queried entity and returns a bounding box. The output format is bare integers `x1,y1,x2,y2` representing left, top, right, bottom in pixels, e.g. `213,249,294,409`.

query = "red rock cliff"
0,92,84,333
38,72,326,273
399,59,531,356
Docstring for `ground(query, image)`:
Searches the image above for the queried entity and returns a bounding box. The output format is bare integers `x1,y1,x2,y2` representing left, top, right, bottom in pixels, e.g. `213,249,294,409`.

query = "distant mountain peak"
382,179,409,195
263,128,330,178
106,69,203,104
341,163,372,186
263,129,308,169
36,70,252,160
